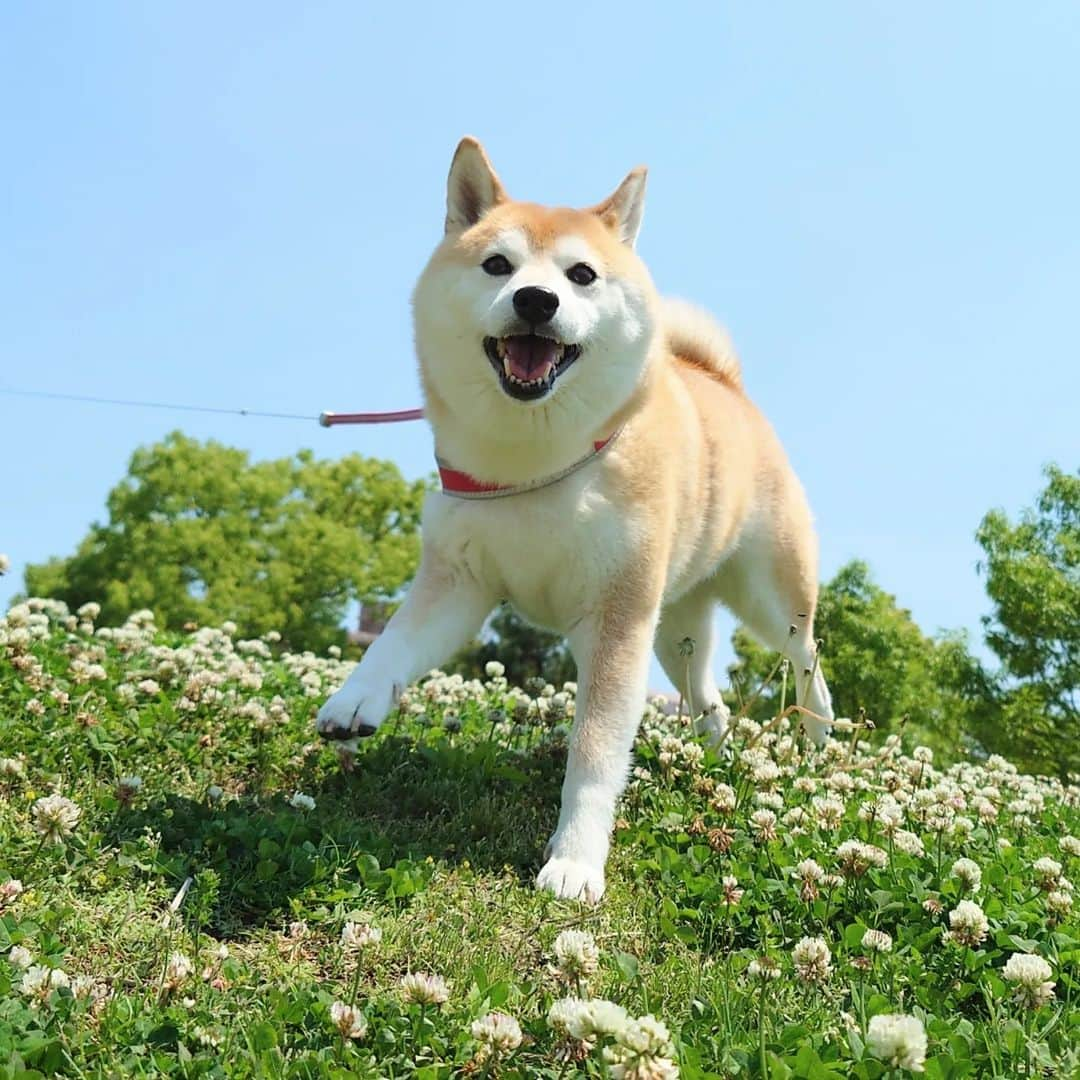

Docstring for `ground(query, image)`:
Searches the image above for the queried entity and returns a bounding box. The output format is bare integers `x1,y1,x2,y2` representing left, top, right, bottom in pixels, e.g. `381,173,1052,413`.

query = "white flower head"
747,956,781,981
20,965,70,1005
32,794,81,843
0,879,25,907
162,952,193,991
340,921,382,951
484,660,505,679
866,1013,927,1072
946,899,989,948
1003,952,1055,1009
605,1014,678,1079
7,945,33,969
553,928,600,981
400,971,449,1006
951,857,981,892
330,1000,368,1039
289,791,315,812
792,936,832,984
471,1010,523,1057
862,929,893,954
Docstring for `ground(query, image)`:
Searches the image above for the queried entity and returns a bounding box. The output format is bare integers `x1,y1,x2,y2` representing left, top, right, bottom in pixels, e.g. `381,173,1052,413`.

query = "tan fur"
317,138,833,903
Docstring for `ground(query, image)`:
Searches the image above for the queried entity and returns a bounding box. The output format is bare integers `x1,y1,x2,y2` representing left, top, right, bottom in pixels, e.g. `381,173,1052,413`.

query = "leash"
2,387,616,497
319,408,424,426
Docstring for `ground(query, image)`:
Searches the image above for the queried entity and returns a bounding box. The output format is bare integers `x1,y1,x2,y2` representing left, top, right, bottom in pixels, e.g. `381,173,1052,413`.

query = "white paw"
802,716,832,747
536,856,606,904
315,682,395,741
696,704,730,746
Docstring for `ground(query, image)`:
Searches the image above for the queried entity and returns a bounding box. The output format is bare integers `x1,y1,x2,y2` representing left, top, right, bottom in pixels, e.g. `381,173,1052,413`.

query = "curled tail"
662,297,743,391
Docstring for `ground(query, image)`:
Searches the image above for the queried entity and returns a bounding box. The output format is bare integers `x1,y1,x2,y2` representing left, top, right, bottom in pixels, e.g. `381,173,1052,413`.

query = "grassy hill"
1,598,1077,1077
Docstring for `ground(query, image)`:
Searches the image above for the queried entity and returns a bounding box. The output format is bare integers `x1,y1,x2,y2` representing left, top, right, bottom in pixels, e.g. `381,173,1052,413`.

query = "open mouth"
483,334,581,401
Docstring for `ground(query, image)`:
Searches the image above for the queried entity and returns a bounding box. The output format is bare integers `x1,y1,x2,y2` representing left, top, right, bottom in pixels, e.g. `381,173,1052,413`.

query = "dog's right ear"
445,137,506,233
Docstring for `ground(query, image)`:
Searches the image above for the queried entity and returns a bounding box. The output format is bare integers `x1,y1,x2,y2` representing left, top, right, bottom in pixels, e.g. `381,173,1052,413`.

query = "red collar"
437,429,622,499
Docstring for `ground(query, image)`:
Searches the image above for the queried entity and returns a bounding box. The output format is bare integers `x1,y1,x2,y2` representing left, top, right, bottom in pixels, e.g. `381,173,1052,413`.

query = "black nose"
513,285,559,325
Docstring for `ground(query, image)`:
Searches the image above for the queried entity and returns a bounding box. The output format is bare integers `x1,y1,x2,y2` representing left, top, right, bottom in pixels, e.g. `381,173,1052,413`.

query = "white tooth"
502,354,511,377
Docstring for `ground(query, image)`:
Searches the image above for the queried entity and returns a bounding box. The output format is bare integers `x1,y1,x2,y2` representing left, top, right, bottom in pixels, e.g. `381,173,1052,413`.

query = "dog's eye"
481,254,513,276
566,262,597,286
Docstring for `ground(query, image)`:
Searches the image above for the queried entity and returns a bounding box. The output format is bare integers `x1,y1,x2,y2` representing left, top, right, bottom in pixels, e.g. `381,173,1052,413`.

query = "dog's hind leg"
316,554,494,741
654,586,730,742
536,587,661,904
713,519,834,746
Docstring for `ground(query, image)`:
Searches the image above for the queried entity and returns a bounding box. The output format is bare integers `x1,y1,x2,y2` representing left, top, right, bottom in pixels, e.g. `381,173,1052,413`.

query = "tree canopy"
25,433,429,652
971,465,1079,776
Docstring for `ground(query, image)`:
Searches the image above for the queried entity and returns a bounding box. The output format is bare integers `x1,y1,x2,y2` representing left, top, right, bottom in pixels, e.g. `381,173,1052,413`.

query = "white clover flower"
70,975,108,1004
811,796,846,830
719,875,743,906
792,936,832,984
340,921,382,951
32,794,81,843
1003,952,1055,1009
794,858,825,901
162,952,193,991
547,996,588,1036
951,857,981,892
913,747,934,764
400,971,449,1005
836,839,888,877
7,945,33,968
747,956,781,981
20,965,70,1004
1060,835,1080,858
945,900,989,948
604,1014,678,1080
288,791,315,811
1033,856,1062,889
893,830,926,857
472,1010,524,1057
749,808,777,842
1047,890,1073,918
0,756,26,779
866,1013,927,1072
329,1000,368,1039
137,679,162,696
484,660,505,679
862,929,893,954
553,929,600,981
0,879,25,907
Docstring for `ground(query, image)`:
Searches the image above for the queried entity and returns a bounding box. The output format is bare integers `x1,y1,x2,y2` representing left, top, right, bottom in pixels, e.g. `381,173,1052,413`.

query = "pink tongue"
505,337,558,381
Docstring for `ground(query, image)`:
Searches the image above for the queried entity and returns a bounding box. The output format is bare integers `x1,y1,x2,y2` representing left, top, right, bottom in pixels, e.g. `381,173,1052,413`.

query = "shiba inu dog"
317,137,833,902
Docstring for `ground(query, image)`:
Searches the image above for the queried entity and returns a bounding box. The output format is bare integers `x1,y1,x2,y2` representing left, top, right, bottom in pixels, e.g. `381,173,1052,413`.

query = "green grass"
1,598,1078,1078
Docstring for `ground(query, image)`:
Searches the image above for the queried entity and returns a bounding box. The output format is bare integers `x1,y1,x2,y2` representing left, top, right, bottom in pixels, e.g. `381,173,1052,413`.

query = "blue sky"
3,4,1077,689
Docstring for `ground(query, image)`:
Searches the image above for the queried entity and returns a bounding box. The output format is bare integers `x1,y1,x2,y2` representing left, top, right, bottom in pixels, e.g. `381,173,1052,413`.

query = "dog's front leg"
536,594,659,904
316,556,494,741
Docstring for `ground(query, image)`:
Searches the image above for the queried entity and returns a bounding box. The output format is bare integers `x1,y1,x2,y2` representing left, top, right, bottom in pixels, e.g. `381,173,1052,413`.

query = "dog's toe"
536,856,605,905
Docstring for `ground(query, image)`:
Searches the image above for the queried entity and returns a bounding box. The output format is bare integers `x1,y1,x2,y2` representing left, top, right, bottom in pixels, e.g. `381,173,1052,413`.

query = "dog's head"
413,138,657,444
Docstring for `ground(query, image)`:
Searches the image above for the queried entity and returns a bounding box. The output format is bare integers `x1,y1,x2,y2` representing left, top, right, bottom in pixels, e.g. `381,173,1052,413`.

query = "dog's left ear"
591,167,648,247
445,136,507,233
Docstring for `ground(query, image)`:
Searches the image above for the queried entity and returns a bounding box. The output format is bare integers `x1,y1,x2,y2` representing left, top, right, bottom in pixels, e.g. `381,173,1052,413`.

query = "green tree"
449,604,576,688
727,560,973,752
25,432,429,652
972,465,1079,776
